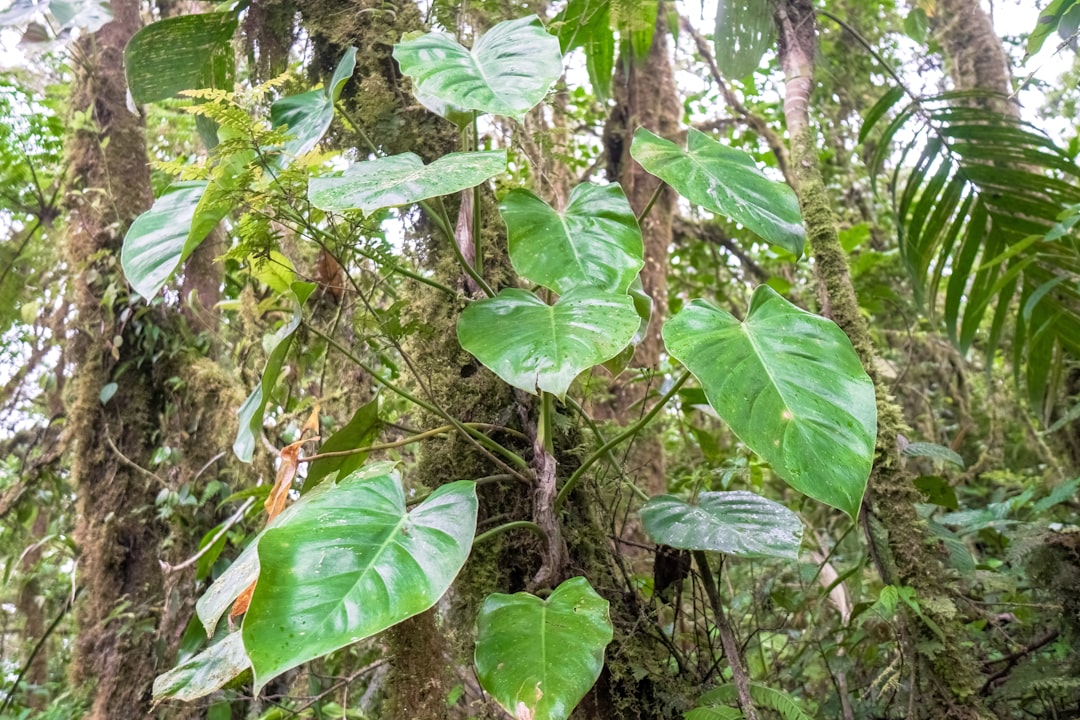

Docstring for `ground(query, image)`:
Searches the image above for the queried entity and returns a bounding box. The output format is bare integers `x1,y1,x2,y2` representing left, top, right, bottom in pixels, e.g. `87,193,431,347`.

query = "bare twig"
160,497,256,575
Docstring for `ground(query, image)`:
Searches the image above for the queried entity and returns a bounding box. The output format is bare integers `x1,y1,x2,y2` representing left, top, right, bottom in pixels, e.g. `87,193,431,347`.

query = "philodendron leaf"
270,47,357,160
121,181,229,299
233,282,316,463
603,276,653,377
630,128,805,258
457,287,639,399
640,491,802,560
124,12,237,104
393,15,562,122
475,577,613,720
196,462,399,637
662,286,876,517
309,150,506,215
152,633,249,704
500,182,644,294
242,469,477,692
713,0,774,79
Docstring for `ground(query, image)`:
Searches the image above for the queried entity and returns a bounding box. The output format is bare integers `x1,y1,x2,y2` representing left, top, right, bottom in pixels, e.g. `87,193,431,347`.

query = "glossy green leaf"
121,182,228,299
457,287,639,399
309,150,506,215
269,47,356,160
152,633,249,704
475,577,612,720
640,491,802,560
713,0,774,79
393,15,562,121
125,13,237,104
242,470,478,691
233,282,316,463
662,286,876,517
501,182,643,294
302,396,380,491
195,463,392,637
630,128,805,258
1027,0,1078,58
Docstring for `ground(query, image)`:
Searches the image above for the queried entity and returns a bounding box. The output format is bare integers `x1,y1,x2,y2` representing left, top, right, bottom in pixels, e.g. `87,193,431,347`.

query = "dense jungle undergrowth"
1,0,1080,718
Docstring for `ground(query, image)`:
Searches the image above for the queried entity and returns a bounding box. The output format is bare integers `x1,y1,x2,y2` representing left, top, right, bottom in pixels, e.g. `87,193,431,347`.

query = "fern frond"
696,683,813,720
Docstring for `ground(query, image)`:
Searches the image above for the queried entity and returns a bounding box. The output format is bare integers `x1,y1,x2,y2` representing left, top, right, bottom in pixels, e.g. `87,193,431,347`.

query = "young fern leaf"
696,683,813,720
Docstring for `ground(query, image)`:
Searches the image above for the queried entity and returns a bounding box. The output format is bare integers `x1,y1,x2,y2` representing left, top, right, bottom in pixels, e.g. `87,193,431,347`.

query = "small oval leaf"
475,577,613,720
309,150,506,215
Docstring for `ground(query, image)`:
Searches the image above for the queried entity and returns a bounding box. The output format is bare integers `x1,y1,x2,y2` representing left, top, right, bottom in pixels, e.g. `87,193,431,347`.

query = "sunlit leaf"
501,183,643,294
713,0,773,79
457,287,640,399
151,633,249,704
242,469,477,692
475,577,612,720
303,397,380,492
125,12,237,104
309,150,506,215
631,128,805,257
393,15,562,122
662,286,876,517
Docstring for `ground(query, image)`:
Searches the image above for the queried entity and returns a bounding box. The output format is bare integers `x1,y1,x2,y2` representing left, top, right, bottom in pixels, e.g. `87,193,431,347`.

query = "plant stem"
636,180,666,224
693,551,758,720
555,371,689,510
307,323,529,475
300,422,523,463
474,520,546,545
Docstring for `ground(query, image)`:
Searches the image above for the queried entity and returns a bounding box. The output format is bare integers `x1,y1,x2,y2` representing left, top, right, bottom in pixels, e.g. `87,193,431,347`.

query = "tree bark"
774,1,991,717
64,1,168,716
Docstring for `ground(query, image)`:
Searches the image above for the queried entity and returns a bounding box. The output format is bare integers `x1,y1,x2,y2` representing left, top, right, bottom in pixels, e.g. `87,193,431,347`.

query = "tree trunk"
774,1,991,717
64,1,168,716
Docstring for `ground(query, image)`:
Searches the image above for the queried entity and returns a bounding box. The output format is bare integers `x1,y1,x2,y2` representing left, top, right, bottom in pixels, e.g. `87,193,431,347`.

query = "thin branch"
0,588,80,715
160,497,256,575
104,428,168,488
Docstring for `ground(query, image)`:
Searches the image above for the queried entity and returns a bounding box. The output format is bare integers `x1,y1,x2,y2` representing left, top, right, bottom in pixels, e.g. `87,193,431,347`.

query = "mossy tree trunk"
64,0,171,715
774,1,991,717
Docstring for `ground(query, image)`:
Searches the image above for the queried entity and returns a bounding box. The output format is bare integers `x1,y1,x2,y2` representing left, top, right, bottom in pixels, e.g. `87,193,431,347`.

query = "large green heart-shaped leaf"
631,128,805,258
457,287,639,399
125,12,237,104
121,182,230,299
475,577,612,720
242,470,478,691
641,491,803,560
662,286,875,517
714,0,774,79
393,15,562,122
196,462,399,637
501,182,644,294
152,633,249,704
270,47,356,160
309,150,506,215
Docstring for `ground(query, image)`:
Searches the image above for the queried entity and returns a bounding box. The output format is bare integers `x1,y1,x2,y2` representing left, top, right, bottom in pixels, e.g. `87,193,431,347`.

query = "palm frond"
864,91,1080,417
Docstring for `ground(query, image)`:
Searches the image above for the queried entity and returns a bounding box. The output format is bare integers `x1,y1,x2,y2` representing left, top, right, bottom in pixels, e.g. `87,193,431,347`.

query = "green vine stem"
555,370,690,510
474,520,546,545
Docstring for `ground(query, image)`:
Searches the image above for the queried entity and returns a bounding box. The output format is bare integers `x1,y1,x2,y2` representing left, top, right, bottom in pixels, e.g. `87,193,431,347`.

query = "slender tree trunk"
64,1,169,716
930,0,1018,117
774,1,990,717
